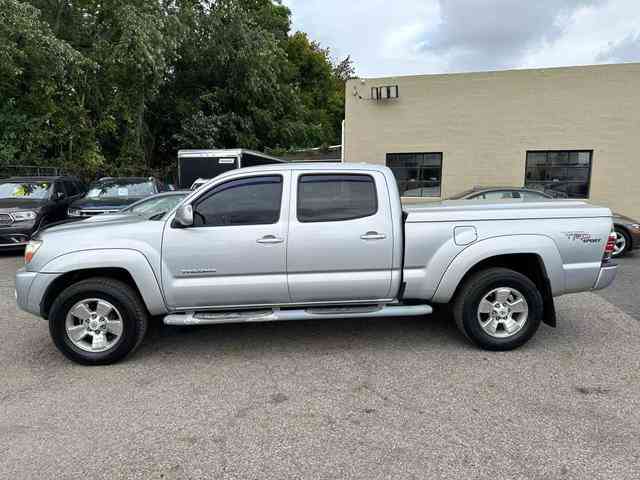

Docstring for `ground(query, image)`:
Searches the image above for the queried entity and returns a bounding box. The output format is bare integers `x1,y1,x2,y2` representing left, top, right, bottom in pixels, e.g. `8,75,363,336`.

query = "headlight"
12,210,37,222
68,208,82,217
24,240,42,264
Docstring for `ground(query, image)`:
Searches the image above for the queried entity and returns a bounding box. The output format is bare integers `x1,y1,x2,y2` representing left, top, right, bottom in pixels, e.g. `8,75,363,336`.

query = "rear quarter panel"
403,213,612,302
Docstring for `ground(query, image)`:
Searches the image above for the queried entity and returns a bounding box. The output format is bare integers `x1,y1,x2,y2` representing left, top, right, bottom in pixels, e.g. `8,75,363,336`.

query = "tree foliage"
0,0,354,179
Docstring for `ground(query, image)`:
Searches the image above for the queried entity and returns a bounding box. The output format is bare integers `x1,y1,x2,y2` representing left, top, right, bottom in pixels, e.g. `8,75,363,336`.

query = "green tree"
0,0,97,171
2,0,353,179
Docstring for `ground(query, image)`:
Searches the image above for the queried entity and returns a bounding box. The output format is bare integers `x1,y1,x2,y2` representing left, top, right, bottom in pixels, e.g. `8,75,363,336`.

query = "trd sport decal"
564,232,602,244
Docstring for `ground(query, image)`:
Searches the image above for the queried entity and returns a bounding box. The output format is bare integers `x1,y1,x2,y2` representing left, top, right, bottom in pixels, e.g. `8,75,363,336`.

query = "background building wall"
344,63,640,218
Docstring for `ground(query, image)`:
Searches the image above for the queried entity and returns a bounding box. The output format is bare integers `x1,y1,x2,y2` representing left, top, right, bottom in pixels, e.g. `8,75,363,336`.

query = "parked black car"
449,186,640,257
0,176,85,248
68,177,167,217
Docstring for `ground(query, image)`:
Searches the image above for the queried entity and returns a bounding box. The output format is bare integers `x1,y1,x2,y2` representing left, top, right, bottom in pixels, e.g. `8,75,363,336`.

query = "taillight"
603,231,616,262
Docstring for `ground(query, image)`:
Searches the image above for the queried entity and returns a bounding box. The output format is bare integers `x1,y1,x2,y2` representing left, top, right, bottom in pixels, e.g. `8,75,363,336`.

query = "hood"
42,213,147,235
70,197,140,210
0,198,45,212
28,213,166,274
81,213,133,223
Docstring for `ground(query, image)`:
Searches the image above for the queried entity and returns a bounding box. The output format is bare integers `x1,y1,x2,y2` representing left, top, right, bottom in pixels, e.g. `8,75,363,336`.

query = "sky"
282,0,640,77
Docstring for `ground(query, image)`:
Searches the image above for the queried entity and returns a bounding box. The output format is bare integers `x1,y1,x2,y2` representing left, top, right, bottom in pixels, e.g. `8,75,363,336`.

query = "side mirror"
55,191,66,201
173,204,194,228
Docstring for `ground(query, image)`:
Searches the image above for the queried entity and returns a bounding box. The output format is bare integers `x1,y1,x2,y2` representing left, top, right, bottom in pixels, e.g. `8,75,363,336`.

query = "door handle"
256,235,284,244
360,231,386,240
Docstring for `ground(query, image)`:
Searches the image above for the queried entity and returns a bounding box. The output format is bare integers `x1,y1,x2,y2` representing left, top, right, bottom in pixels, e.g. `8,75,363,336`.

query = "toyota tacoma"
16,164,618,365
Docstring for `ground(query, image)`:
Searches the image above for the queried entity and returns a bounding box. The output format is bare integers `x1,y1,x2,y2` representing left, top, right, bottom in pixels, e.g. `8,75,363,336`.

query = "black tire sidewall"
460,270,543,350
49,282,141,365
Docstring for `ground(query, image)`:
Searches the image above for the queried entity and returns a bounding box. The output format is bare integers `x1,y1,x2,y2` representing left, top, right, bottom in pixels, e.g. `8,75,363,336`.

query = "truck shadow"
137,306,474,362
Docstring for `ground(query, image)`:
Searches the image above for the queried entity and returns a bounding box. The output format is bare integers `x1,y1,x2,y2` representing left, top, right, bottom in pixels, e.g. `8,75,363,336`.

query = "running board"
163,304,432,326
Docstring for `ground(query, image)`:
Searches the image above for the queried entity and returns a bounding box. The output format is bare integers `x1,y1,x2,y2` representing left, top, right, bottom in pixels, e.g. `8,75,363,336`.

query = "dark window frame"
524,150,593,199
386,152,443,198
192,174,284,228
296,173,378,223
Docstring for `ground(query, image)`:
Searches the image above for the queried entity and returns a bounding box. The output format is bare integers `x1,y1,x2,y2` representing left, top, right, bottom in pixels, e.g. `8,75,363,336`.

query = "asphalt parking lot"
1,251,639,479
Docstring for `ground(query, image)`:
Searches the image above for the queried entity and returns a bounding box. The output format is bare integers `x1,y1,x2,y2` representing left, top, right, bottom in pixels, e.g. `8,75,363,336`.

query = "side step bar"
163,304,432,326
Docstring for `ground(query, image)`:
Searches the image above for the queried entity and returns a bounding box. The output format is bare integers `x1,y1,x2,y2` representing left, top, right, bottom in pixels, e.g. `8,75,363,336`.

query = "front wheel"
453,268,543,351
49,278,148,365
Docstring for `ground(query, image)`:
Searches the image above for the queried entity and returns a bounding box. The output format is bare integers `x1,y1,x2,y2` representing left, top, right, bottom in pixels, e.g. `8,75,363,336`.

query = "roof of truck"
216,162,387,175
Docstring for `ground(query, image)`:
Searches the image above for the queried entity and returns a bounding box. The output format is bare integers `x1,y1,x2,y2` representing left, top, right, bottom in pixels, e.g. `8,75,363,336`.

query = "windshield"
86,179,154,198
0,182,51,199
124,193,187,216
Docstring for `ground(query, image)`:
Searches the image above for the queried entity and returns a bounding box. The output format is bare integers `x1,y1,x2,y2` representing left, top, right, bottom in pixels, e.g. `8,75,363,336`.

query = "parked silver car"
16,164,617,365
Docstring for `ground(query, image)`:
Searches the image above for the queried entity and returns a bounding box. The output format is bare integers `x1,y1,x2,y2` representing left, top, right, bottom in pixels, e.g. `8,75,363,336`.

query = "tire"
612,227,630,257
49,277,148,365
453,268,543,351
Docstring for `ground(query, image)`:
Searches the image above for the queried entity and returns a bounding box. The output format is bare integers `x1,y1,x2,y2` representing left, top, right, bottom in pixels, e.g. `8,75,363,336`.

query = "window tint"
297,174,377,223
64,180,79,196
525,150,592,199
194,176,282,226
54,181,67,195
386,153,443,197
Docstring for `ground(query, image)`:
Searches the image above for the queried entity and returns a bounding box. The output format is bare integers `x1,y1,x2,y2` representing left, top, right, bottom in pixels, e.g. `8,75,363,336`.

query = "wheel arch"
433,235,563,327
39,249,168,318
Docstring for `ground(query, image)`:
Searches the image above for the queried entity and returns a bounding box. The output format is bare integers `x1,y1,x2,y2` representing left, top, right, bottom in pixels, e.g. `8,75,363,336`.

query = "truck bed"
403,199,612,223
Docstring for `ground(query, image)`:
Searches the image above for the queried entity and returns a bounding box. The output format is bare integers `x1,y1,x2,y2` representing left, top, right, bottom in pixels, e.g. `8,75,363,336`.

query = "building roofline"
350,61,640,83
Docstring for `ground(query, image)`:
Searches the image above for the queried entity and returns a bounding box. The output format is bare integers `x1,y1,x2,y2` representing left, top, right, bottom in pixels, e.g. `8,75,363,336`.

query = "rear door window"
297,174,377,223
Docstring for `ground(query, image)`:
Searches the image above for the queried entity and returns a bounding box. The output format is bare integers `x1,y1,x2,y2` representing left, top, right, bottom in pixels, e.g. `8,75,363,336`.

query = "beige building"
344,63,640,218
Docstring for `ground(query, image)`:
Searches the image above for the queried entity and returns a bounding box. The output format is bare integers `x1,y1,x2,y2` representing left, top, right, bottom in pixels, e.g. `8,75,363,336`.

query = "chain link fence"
0,165,65,178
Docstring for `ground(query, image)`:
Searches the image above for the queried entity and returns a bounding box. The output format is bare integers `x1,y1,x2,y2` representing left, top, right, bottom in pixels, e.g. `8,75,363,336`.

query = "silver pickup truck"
16,164,618,365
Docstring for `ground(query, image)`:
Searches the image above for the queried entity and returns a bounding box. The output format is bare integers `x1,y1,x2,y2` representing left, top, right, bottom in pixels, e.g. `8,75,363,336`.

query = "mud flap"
541,276,557,327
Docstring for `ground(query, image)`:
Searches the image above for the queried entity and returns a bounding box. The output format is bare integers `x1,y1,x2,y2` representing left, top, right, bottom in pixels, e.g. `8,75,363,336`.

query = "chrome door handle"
257,235,284,244
360,231,386,240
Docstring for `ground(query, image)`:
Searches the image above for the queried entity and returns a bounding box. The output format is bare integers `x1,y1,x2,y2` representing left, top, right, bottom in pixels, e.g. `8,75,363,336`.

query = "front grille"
0,213,13,226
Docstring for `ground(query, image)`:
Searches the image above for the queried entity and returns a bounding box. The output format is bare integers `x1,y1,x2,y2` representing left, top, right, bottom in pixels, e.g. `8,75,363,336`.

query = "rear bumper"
592,264,617,291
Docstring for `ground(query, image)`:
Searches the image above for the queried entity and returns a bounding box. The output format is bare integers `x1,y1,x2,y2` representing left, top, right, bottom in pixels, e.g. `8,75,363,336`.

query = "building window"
386,153,443,197
525,150,592,199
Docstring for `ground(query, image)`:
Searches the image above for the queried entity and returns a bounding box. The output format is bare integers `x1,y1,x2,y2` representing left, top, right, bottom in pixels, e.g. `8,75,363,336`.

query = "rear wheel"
453,268,543,351
612,227,630,257
49,278,148,365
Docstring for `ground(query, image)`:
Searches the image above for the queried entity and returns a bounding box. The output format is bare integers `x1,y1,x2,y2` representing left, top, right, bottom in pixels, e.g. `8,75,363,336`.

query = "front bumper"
15,267,60,318
592,264,617,290
0,221,36,248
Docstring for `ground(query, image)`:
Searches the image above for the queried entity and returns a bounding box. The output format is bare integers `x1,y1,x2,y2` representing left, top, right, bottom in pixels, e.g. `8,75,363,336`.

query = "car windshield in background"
0,182,51,199
125,194,188,216
86,180,154,198
447,189,477,200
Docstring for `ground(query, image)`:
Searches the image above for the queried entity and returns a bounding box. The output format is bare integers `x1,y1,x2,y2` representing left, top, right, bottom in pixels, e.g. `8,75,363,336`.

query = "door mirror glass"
173,204,194,227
